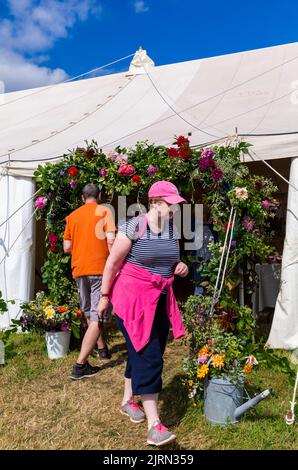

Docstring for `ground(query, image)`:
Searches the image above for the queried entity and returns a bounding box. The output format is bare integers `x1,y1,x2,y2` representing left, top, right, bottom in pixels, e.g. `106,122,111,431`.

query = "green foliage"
0,290,8,314
0,291,18,361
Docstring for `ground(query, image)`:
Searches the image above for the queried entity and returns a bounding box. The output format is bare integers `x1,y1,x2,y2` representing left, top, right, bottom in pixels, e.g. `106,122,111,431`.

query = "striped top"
118,215,180,279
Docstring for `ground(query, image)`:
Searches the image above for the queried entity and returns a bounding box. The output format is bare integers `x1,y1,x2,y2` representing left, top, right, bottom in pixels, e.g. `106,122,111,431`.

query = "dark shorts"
115,294,170,395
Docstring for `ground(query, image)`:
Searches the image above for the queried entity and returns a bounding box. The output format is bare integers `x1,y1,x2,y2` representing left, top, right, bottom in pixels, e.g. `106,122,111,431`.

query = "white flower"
235,187,248,200
188,389,197,399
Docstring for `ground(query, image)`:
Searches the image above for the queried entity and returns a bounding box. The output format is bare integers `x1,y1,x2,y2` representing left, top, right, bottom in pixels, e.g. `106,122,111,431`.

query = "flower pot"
45,331,71,359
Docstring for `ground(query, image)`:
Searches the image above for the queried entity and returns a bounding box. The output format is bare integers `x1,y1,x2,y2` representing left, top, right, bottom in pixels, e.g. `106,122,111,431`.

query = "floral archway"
33,136,292,397
34,136,277,303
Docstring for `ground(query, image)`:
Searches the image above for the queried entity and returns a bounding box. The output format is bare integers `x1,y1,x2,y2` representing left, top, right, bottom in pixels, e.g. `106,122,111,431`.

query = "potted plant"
17,292,83,359
182,295,273,425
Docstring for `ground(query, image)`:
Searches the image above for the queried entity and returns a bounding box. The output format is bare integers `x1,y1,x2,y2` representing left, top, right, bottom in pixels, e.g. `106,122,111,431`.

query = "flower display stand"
45,331,71,359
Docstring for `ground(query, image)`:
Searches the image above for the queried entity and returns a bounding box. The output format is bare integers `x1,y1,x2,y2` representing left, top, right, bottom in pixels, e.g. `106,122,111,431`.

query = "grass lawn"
0,328,297,450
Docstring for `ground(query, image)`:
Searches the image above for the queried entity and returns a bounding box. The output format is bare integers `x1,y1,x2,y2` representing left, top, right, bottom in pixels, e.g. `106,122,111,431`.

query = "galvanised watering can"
204,377,272,425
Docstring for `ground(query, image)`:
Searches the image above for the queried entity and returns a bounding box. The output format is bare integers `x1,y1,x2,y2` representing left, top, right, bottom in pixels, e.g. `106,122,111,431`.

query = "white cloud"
0,0,102,91
133,1,149,14
0,47,68,93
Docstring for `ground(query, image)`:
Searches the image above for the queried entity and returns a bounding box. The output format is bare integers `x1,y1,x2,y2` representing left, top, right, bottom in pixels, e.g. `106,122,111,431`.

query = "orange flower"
211,354,225,368
243,363,253,374
198,345,209,357
188,380,194,389
75,308,82,318
215,305,224,311
57,306,67,313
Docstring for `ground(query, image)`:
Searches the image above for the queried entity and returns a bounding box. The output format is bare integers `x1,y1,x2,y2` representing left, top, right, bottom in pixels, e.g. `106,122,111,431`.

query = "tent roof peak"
127,46,155,75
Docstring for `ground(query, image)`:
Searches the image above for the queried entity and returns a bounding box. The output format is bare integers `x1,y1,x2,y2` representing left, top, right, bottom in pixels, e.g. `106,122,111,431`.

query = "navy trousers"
115,293,170,395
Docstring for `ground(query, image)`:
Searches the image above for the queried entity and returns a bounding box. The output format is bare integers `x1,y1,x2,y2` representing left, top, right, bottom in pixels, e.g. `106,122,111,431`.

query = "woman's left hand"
174,261,189,277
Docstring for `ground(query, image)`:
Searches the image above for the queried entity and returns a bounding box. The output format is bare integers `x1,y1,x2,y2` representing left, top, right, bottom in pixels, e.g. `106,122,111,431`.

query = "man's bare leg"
77,321,102,364
86,319,105,350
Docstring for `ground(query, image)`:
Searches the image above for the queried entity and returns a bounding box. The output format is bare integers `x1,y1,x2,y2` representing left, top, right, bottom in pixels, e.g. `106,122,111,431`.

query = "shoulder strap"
135,214,148,240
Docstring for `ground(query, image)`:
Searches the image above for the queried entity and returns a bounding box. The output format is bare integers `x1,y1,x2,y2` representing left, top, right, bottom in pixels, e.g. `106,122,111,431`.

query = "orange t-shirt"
63,203,116,278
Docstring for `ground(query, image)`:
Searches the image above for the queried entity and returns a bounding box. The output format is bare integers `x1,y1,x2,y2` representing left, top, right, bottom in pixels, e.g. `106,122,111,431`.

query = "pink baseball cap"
148,181,187,204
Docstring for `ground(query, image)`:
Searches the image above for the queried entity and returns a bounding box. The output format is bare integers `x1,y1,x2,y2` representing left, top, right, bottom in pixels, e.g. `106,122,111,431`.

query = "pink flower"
211,168,224,181
199,156,215,170
35,196,47,209
106,150,117,160
201,149,215,159
198,355,208,364
48,233,59,244
99,168,107,177
115,154,128,164
242,216,255,231
147,165,159,176
245,356,258,365
69,179,76,189
262,200,271,210
118,164,135,176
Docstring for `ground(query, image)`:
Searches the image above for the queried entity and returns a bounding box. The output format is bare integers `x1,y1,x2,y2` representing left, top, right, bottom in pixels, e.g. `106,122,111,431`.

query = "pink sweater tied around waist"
109,261,186,352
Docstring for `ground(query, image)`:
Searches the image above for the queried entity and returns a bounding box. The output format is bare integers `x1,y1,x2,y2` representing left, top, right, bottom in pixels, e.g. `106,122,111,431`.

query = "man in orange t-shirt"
63,184,116,380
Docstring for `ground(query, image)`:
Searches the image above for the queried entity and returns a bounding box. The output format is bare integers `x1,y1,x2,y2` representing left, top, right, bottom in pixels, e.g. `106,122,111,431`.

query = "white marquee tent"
1,42,298,350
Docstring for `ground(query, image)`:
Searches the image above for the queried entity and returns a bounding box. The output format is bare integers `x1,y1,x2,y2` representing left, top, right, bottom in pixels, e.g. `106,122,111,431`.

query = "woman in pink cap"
97,181,188,446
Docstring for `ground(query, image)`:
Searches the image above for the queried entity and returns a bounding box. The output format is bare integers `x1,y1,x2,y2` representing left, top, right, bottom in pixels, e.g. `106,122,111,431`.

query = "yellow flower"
198,346,209,357
211,354,225,368
197,364,209,379
243,363,253,374
44,307,55,318
188,380,194,388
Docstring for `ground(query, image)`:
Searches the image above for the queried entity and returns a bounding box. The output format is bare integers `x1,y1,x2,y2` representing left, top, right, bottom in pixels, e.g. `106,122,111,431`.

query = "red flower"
68,166,78,177
57,306,67,313
84,148,96,159
255,181,263,190
176,136,190,147
179,146,192,160
131,175,141,184
167,147,179,158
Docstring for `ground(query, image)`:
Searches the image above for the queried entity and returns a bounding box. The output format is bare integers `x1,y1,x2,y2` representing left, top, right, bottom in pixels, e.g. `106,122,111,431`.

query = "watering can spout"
234,388,273,420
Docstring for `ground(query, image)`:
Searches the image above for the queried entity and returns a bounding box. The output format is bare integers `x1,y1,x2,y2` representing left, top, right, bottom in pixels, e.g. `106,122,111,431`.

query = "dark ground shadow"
159,374,189,425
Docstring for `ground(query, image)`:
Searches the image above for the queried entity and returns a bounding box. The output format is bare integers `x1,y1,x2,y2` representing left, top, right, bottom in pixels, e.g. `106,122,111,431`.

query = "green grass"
0,331,297,450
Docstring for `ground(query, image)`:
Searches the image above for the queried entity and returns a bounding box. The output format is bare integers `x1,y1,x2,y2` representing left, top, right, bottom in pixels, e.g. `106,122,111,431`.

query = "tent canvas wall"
1,42,298,347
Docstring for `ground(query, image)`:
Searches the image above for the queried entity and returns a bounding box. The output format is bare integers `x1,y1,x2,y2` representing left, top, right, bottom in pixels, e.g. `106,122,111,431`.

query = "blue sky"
0,0,298,92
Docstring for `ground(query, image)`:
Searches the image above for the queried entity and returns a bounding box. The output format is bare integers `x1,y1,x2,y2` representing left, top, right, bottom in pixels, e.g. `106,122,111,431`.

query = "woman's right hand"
97,297,110,322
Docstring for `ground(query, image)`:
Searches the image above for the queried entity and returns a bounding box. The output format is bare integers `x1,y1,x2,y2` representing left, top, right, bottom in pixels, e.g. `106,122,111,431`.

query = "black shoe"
97,347,111,360
70,361,100,380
